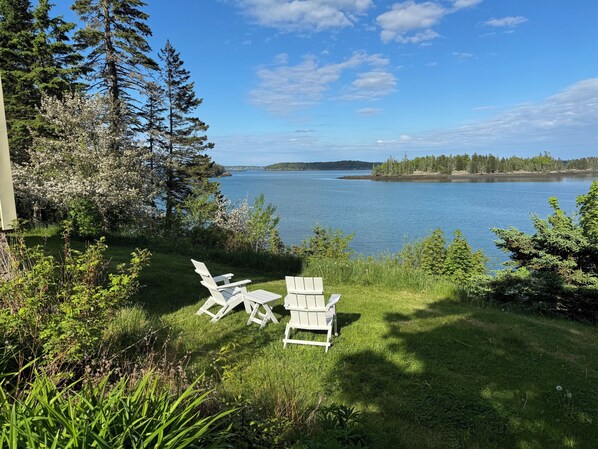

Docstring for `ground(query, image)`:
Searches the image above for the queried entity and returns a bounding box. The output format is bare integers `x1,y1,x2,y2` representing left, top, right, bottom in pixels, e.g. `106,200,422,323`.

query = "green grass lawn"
31,236,598,448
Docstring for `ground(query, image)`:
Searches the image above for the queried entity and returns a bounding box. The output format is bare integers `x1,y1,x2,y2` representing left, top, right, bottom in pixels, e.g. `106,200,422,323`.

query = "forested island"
343,153,598,181
266,160,378,170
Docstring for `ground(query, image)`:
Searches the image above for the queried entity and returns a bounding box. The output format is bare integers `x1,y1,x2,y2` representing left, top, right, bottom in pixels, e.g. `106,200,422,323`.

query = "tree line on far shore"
373,152,598,176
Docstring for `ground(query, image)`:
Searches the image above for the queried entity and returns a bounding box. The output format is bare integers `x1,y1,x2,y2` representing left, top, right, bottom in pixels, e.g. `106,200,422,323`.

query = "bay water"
218,170,596,266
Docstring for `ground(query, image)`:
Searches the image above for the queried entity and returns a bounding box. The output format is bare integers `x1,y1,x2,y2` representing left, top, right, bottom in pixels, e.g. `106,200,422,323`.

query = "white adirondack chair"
283,276,340,352
191,259,251,322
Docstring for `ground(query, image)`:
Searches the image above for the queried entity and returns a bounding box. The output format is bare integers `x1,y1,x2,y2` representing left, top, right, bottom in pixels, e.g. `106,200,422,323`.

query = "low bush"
0,224,150,370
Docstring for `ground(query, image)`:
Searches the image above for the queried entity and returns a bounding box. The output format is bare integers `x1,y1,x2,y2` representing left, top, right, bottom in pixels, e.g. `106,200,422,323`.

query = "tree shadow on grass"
331,299,598,449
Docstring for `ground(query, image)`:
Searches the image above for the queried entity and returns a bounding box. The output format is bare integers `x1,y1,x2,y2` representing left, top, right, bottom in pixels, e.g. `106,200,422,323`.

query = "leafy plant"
0,371,232,448
296,224,354,260
0,224,151,367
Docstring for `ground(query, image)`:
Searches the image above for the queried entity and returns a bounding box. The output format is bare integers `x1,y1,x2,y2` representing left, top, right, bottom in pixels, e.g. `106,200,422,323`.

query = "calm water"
218,170,596,265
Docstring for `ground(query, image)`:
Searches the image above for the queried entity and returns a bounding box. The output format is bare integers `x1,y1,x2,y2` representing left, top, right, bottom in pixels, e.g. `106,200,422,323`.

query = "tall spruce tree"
159,40,214,224
31,0,84,97
72,0,157,134
136,80,166,173
0,0,36,161
0,0,82,162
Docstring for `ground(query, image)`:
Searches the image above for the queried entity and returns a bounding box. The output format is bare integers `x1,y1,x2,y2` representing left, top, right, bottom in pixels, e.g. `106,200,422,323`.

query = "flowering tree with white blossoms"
13,93,153,231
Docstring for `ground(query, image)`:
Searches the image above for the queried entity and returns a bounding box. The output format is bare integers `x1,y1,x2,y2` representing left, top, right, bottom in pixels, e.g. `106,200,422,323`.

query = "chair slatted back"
191,259,225,303
285,276,327,328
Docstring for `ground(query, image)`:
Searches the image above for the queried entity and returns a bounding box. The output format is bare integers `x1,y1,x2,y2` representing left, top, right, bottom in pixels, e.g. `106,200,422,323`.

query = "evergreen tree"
31,0,84,97
420,228,447,276
72,0,157,133
577,181,598,242
136,80,166,172
0,0,36,161
0,0,82,162
159,40,214,224
444,230,487,283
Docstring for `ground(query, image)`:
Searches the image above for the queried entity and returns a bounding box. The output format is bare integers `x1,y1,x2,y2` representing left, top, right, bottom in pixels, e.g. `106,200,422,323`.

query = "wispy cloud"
452,51,474,60
376,0,481,44
377,78,598,151
250,51,395,114
218,78,598,164
340,70,397,100
231,0,373,32
357,107,384,116
484,16,528,28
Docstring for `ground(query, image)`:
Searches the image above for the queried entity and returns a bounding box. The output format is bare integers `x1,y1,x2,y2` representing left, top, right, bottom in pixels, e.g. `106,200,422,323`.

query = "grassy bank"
23,235,598,448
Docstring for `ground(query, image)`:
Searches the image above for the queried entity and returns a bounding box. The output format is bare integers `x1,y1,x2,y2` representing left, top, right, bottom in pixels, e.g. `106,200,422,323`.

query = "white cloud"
341,70,397,100
382,78,598,151
452,51,473,60
250,51,394,114
484,16,528,28
376,0,479,44
357,107,383,116
377,1,446,43
217,79,598,165
452,0,481,10
232,0,373,32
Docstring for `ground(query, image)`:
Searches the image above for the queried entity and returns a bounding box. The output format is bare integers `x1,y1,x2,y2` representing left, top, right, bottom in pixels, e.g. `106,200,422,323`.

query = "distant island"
225,165,264,171
265,160,379,171
342,153,598,181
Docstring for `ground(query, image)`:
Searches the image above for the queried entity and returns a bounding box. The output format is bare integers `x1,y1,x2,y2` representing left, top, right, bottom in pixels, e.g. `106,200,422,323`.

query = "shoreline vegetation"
265,160,379,171
355,152,598,182
341,169,598,182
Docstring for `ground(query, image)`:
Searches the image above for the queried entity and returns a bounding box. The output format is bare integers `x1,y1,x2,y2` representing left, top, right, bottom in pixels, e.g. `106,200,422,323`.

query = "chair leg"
283,324,292,349
211,304,231,322
326,327,333,352
197,298,216,316
334,314,338,336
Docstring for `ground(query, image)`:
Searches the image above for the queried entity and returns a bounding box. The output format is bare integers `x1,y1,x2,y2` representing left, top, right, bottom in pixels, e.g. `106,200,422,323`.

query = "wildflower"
556,385,563,391
566,392,572,399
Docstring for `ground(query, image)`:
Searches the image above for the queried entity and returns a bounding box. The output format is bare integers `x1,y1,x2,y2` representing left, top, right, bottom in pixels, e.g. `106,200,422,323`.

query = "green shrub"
297,404,369,449
492,181,598,319
0,225,151,367
444,230,487,283
295,225,354,260
0,371,232,448
68,198,103,237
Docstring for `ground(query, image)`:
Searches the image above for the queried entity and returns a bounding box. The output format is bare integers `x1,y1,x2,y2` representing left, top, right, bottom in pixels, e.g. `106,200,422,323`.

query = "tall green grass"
303,255,456,296
0,371,233,448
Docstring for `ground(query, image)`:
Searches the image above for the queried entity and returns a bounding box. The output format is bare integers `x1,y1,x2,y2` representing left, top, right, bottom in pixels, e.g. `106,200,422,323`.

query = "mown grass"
23,235,598,448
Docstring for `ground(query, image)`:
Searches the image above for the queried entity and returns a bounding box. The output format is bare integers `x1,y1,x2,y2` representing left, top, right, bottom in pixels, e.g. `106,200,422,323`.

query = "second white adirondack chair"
283,276,340,352
191,259,251,322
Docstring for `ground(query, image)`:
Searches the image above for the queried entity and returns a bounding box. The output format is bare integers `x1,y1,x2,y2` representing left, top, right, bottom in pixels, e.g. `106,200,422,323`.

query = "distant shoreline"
340,170,598,182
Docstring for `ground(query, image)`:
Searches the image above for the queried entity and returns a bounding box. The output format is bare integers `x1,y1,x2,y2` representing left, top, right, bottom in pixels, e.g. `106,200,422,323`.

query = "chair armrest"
213,273,234,284
217,279,251,290
326,294,341,310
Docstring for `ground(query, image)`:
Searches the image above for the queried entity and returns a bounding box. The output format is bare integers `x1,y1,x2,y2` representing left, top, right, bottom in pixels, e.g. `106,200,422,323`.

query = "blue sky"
54,0,598,165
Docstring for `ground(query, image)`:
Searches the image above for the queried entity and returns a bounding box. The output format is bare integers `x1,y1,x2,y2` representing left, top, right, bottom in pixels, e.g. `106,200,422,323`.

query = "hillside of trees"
372,153,598,176
266,160,379,170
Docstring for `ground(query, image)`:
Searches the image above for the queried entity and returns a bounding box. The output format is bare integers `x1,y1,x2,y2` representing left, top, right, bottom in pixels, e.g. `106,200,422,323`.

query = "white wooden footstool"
244,290,282,328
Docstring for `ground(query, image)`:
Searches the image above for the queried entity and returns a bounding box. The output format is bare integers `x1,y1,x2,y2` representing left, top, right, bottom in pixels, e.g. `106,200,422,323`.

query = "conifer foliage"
72,0,158,130
0,0,81,161
159,40,215,224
